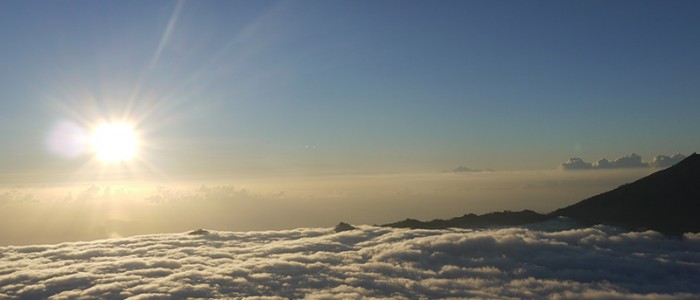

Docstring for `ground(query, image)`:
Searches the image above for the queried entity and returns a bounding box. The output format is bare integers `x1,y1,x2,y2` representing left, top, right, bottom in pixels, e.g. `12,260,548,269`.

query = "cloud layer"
2,221,700,299
560,153,686,170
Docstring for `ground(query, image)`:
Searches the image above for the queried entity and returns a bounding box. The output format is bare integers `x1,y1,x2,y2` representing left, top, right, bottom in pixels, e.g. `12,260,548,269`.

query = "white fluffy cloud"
594,153,646,169
649,154,687,168
559,158,592,170
560,153,686,170
1,220,699,299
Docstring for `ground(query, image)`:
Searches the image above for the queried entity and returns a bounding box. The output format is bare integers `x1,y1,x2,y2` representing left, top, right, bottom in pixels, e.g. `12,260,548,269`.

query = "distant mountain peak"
334,222,356,233
449,166,494,173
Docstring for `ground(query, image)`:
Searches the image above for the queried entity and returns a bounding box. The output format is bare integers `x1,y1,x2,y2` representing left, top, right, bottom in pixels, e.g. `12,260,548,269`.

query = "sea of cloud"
2,219,700,299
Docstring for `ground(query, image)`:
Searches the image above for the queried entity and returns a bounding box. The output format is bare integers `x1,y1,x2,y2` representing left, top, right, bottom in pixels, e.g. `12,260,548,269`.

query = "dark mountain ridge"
381,153,700,235
382,210,549,230
551,153,700,235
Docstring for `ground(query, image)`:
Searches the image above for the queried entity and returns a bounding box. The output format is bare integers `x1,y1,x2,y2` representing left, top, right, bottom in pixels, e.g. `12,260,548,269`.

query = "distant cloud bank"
560,153,686,170
1,222,700,299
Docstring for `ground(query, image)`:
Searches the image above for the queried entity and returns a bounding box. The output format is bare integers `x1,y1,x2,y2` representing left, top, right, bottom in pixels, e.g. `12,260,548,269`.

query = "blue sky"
1,0,699,180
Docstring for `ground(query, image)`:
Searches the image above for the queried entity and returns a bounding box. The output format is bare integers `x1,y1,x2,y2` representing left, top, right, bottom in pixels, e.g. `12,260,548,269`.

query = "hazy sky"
0,1,699,244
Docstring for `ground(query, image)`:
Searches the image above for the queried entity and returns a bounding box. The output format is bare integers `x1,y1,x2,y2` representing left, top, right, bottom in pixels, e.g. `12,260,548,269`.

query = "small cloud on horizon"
560,153,687,171
447,166,494,173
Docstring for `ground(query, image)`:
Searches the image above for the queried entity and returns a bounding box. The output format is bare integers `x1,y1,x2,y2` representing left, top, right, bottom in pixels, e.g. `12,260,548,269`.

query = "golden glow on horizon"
90,123,139,163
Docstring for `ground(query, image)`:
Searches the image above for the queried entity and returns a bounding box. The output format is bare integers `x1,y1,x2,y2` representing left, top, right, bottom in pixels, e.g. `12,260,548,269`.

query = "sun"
90,122,139,163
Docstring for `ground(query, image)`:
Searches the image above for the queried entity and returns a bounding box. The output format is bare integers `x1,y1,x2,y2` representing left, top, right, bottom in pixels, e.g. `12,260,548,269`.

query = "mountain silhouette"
334,222,356,232
551,153,700,235
382,153,700,235
382,210,549,230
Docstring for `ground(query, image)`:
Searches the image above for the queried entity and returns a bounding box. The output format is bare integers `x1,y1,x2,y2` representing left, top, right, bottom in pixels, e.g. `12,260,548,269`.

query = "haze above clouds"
0,168,655,246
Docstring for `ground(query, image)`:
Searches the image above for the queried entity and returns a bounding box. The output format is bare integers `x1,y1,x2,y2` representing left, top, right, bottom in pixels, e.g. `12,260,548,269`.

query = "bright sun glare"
90,123,139,163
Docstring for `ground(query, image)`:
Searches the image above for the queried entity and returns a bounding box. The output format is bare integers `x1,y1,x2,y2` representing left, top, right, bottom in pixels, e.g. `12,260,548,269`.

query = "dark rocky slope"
551,153,700,235
382,153,700,235
382,210,549,230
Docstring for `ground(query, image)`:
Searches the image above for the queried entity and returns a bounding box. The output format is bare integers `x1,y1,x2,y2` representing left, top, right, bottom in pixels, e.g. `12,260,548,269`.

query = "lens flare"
47,121,88,158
